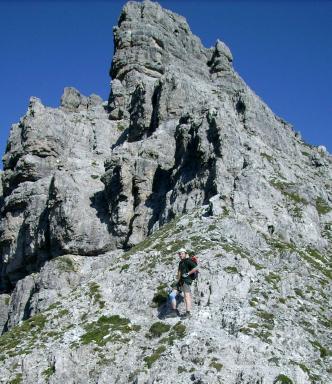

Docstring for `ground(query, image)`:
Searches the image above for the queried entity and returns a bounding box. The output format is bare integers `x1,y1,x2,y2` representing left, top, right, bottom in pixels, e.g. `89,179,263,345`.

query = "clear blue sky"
1,0,331,170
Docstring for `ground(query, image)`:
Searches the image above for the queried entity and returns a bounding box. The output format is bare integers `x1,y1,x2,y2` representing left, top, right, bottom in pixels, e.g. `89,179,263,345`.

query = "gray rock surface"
0,209,331,383
103,0,332,253
0,1,331,383
0,91,120,289
0,293,9,332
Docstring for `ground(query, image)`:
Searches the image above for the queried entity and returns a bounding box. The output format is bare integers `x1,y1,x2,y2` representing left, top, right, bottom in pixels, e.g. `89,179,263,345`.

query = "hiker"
168,248,198,318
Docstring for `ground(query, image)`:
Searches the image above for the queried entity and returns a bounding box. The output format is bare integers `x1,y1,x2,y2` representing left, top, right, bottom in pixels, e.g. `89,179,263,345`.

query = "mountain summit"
0,1,331,383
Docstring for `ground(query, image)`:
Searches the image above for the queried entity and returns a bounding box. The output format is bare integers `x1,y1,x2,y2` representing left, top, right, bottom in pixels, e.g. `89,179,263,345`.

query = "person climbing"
168,248,198,318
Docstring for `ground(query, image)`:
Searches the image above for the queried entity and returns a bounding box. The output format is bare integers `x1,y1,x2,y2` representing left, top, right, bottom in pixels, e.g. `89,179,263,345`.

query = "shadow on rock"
157,294,184,320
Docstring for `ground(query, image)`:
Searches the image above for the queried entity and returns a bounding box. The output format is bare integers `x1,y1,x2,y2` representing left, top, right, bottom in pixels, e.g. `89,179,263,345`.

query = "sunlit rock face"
0,91,121,290
103,0,331,252
0,2,331,383
2,0,331,289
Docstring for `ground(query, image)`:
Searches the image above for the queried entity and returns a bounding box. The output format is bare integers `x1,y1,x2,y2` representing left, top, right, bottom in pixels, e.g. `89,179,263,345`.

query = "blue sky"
0,0,331,170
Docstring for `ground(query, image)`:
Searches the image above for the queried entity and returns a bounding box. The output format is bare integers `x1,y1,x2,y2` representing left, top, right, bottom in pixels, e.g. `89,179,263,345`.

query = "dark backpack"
190,255,199,280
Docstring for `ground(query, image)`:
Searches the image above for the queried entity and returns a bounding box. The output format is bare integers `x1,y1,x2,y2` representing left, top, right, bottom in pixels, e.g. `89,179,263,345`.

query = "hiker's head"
177,248,188,259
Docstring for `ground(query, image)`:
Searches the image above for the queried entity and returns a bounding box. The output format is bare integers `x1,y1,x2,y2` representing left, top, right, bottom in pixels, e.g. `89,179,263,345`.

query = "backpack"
190,255,199,280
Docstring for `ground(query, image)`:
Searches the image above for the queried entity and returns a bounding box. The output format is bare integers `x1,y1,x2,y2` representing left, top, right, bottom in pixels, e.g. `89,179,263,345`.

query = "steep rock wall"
0,90,120,290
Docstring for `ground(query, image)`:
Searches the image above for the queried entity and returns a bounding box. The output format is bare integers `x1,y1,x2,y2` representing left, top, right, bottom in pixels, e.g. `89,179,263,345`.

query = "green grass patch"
239,327,252,336
249,297,259,307
53,308,70,319
298,248,331,279
46,301,61,311
9,374,23,384
306,247,326,263
322,223,332,241
297,363,310,374
88,282,105,308
256,329,273,343
0,313,47,354
267,238,296,254
80,315,140,346
247,259,264,270
221,242,247,257
294,288,305,299
42,366,55,380
117,123,126,132
190,238,217,254
247,323,259,329
273,374,293,384
270,180,307,205
160,322,187,345
319,316,332,329
56,256,77,272
257,311,274,323
290,205,303,219
265,272,281,289
45,331,59,338
178,366,187,373
222,207,229,216
144,345,166,368
151,283,168,307
147,322,171,338
209,358,223,371
240,324,272,343
279,297,287,304
301,151,310,157
171,322,186,338
224,266,238,274
123,216,182,258
310,340,331,358
315,197,331,215
208,224,217,231
120,264,129,272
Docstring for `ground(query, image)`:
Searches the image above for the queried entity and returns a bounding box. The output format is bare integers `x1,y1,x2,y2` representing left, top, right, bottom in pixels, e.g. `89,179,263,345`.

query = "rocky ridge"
0,1,331,383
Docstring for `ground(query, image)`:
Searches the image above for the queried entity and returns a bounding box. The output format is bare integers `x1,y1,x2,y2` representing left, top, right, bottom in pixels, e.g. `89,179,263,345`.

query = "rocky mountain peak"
111,0,211,80
60,87,104,111
0,2,331,383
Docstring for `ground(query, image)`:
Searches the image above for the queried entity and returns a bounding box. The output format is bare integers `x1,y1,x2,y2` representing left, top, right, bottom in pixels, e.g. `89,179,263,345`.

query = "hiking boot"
181,311,191,319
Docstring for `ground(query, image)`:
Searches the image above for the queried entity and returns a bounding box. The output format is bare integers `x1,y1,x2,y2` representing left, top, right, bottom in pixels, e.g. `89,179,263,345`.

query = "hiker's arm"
188,266,198,276
181,261,198,278
183,266,198,278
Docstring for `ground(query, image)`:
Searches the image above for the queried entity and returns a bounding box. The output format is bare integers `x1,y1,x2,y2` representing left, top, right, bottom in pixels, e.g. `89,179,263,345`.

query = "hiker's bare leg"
184,292,192,312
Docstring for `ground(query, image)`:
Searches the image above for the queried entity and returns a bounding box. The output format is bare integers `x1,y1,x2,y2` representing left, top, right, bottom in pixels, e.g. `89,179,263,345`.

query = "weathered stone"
60,87,85,110
0,293,10,333
0,2,331,383
0,88,120,289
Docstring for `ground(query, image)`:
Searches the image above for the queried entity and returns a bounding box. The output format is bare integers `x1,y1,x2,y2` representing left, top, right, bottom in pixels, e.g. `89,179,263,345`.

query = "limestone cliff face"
104,0,331,252
1,0,331,289
0,1,331,383
0,91,121,290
